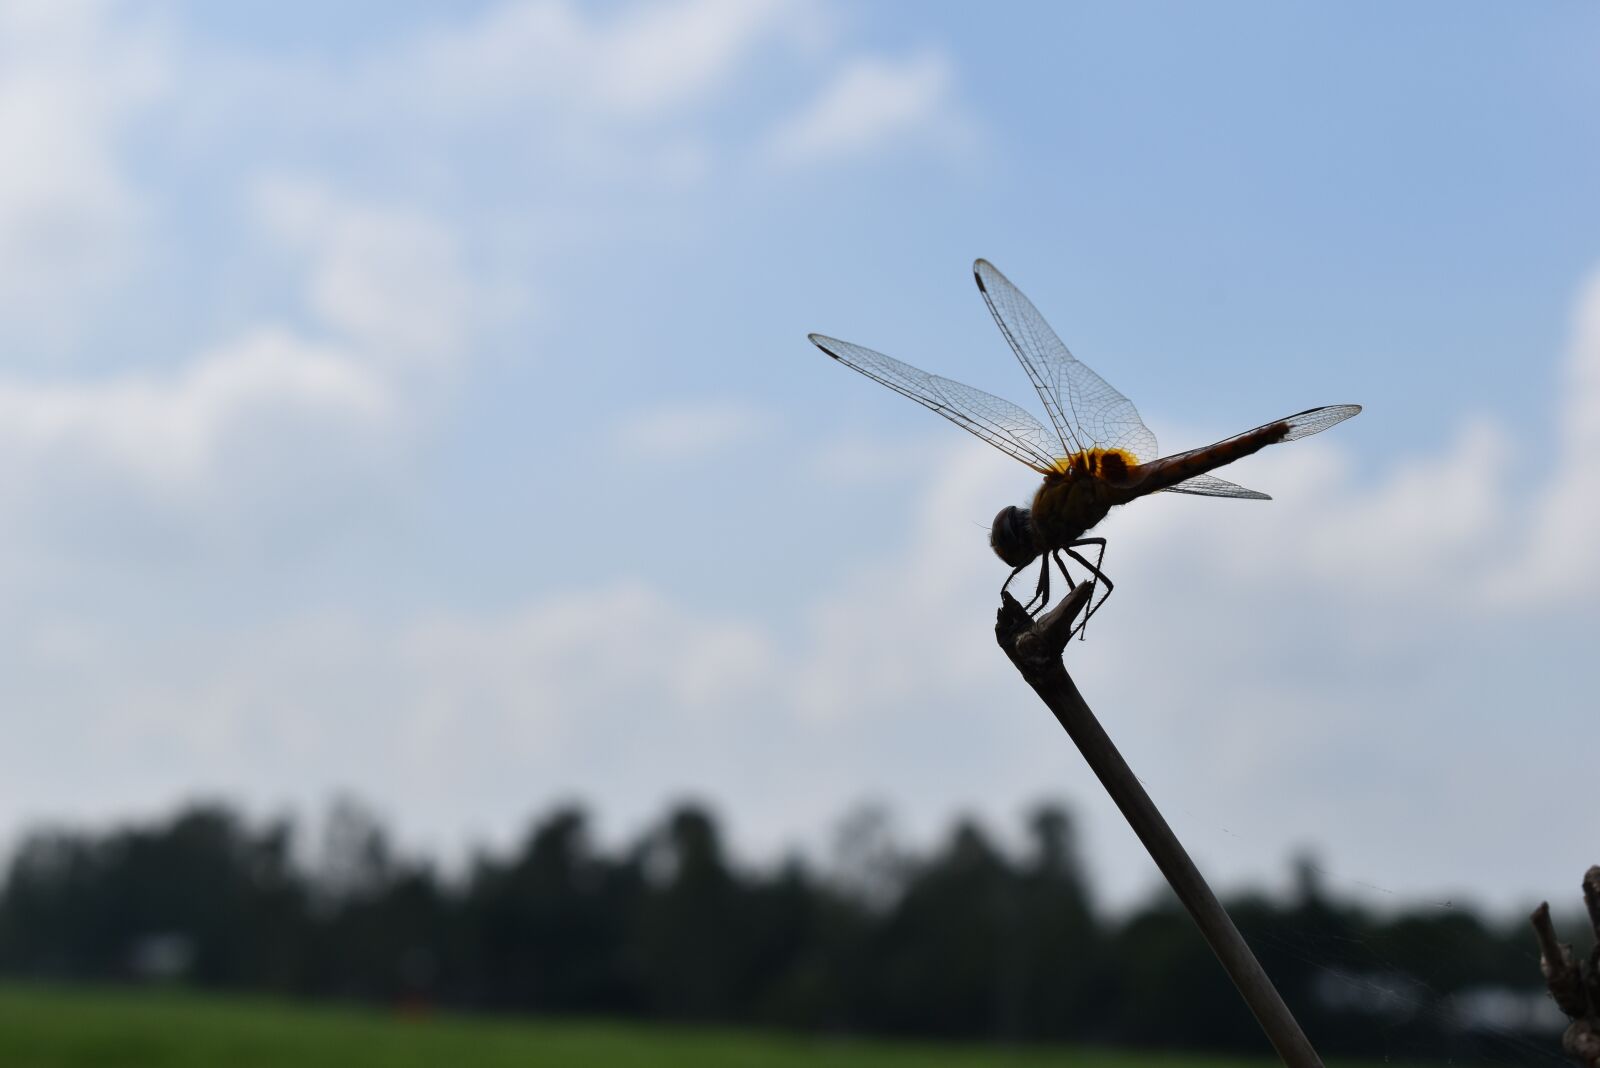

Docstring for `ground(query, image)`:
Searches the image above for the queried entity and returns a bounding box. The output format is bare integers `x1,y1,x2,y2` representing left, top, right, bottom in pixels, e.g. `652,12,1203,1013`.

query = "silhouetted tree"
633,804,742,1020
867,819,1016,1038
463,805,639,1013
1014,804,1106,1039
0,795,1563,1059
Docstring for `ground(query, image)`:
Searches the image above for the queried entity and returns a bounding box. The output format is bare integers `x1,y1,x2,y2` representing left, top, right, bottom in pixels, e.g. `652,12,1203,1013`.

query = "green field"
0,985,1430,1067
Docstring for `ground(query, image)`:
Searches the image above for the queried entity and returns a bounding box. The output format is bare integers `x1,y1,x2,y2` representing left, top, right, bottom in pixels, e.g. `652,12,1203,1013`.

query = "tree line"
0,798,1562,1060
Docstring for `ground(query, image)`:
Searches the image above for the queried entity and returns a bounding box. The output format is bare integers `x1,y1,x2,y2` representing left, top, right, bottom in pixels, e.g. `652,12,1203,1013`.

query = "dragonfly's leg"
1001,564,1020,597
1004,559,1049,614
1044,550,1086,624
1050,549,1076,589
1027,555,1051,614
1002,563,1031,608
1064,538,1112,636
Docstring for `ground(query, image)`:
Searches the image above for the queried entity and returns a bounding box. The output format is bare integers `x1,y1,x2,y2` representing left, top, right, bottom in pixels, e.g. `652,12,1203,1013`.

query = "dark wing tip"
972,258,993,292
1277,403,1363,443
807,333,842,359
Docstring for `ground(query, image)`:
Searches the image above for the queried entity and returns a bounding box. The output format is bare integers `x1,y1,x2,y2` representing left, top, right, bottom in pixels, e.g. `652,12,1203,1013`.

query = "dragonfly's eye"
990,506,1037,568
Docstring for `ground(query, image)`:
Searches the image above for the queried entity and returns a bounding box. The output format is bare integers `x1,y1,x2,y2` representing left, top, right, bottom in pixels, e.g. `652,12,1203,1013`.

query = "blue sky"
1,0,1597,912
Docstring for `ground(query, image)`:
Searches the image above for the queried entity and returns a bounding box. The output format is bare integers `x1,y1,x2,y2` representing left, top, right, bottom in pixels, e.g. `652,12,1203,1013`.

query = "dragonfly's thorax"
1048,447,1138,481
1028,462,1124,551
992,451,1131,567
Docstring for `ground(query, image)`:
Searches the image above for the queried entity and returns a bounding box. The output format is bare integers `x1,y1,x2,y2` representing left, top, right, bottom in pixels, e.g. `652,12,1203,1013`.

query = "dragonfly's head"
990,505,1039,569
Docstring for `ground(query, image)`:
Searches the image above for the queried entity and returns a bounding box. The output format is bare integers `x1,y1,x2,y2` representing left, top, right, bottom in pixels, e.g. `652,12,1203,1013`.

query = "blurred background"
1,1,1597,1064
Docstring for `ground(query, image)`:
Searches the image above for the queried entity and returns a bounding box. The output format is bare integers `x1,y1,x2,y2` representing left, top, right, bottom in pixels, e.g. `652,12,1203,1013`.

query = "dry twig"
1531,865,1600,1066
995,587,1322,1068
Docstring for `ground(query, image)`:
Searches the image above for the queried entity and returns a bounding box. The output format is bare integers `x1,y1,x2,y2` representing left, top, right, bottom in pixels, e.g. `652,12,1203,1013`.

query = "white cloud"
0,175,491,557
4,288,1596,905
764,50,966,166
0,328,391,491
255,179,486,368
0,584,781,858
1492,269,1600,600
805,432,939,487
404,0,804,120
0,0,169,328
613,400,766,462
792,442,1013,724
400,585,777,736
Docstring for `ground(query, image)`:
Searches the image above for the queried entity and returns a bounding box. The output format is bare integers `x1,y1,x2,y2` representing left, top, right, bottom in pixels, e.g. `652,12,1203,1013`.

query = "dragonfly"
808,259,1361,632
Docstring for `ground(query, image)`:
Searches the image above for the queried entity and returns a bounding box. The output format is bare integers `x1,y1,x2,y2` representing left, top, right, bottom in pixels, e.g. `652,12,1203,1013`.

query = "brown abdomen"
1131,421,1290,494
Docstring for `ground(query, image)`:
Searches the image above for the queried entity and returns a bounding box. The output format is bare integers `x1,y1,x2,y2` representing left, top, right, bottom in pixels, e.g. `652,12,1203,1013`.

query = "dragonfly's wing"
1275,403,1363,440
809,333,1060,472
1158,473,1271,500
973,259,1159,463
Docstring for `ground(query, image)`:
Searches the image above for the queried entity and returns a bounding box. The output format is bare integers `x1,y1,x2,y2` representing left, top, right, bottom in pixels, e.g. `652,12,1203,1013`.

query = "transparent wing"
1276,403,1363,440
1158,473,1271,500
808,333,1060,472
973,259,1160,463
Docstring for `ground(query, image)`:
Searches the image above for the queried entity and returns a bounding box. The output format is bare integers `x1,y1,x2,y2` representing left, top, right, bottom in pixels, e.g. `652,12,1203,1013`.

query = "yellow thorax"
1050,447,1138,480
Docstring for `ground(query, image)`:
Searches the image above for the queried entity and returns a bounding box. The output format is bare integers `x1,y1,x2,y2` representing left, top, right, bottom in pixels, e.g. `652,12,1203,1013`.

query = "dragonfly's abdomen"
1135,421,1293,492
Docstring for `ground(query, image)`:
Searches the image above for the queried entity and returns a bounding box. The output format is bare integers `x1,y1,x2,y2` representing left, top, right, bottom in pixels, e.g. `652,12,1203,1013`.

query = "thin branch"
995,589,1322,1068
